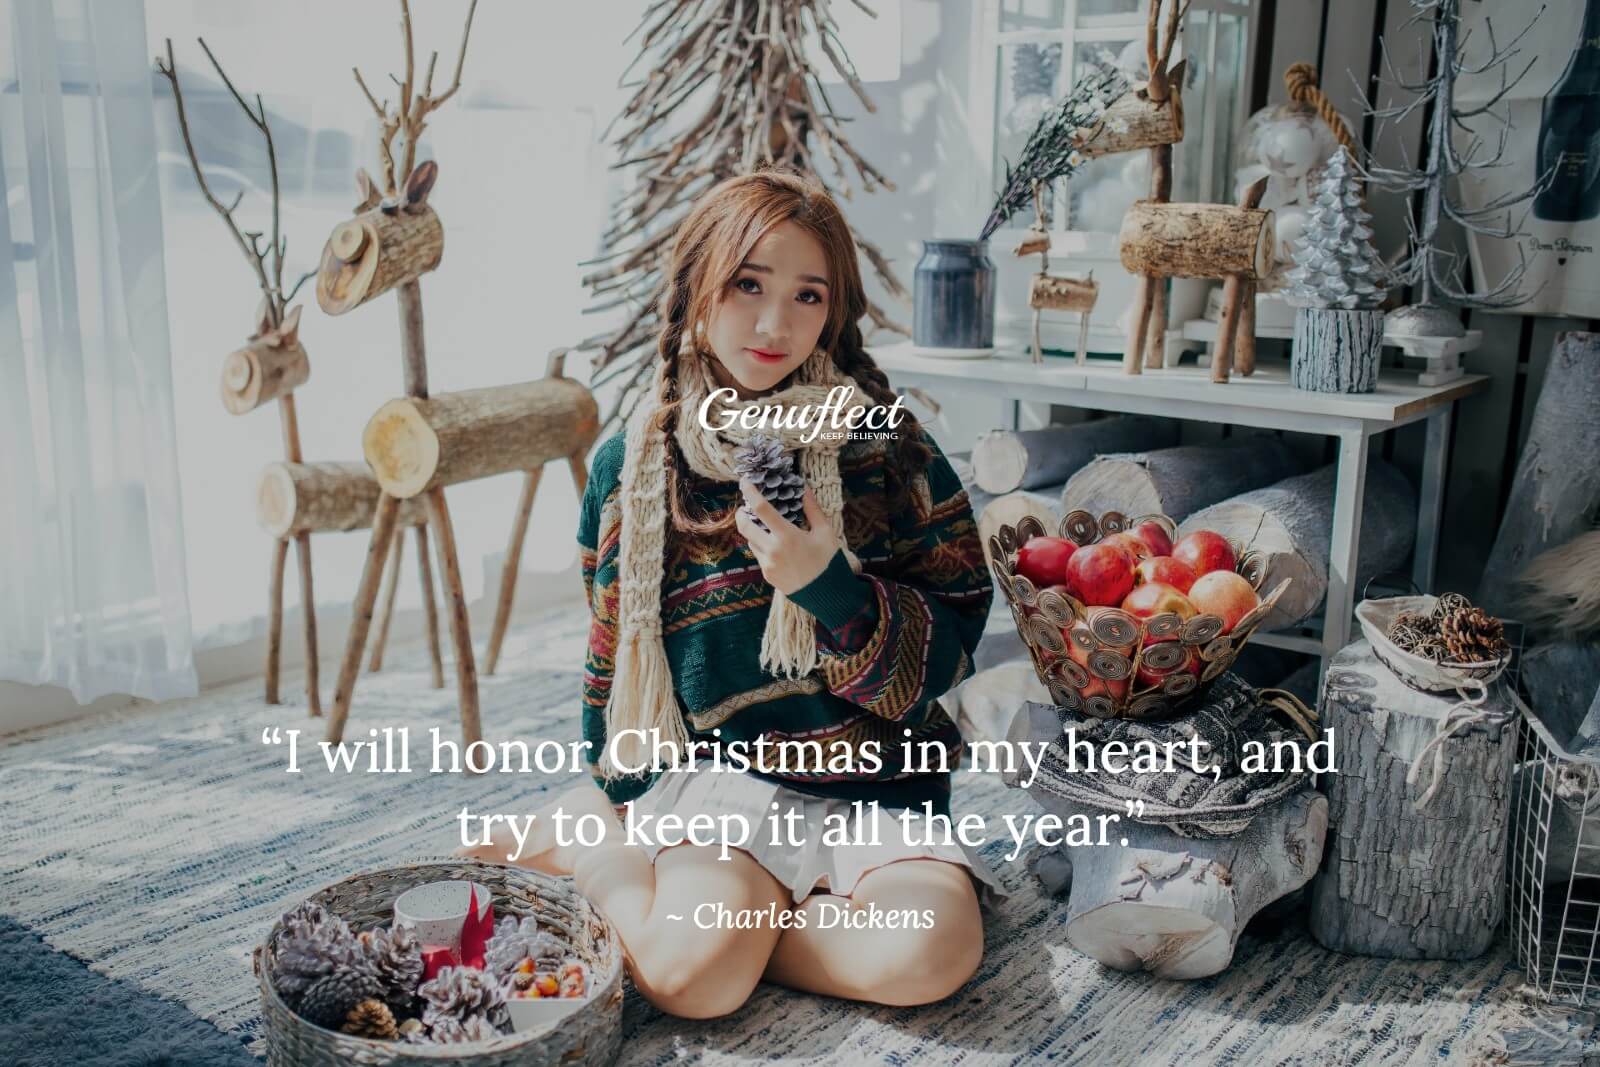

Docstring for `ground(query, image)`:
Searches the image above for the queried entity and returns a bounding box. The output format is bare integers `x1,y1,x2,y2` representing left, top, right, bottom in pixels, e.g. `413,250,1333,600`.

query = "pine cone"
341,998,399,1041
354,924,424,1016
418,965,509,1032
270,903,356,1008
484,916,566,980
1440,605,1507,664
297,970,386,1031
424,1015,505,1044
1392,610,1438,636
733,433,806,528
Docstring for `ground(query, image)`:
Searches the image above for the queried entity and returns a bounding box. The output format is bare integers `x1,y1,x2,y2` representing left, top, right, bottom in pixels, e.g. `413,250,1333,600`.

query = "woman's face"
703,221,831,398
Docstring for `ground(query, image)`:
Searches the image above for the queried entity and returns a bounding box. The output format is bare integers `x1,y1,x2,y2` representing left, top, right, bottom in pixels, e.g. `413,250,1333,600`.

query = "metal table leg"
1411,405,1453,594
1323,428,1371,678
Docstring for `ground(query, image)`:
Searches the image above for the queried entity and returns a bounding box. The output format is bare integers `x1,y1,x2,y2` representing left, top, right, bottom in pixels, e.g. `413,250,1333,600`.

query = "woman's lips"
746,347,787,364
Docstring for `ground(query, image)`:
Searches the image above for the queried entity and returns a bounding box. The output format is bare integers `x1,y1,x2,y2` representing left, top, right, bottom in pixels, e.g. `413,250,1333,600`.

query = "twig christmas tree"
580,0,907,435
1361,0,1549,338
1288,149,1388,392
1285,148,1387,310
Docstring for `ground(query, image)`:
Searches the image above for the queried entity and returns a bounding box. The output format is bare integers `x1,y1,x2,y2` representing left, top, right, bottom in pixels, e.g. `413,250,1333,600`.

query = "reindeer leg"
415,523,444,689
295,532,321,716
426,488,482,748
485,467,543,675
326,493,400,743
265,537,288,705
368,523,406,673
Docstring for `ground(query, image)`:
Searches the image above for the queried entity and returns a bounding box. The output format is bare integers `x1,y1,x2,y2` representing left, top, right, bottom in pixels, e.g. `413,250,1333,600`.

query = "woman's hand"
734,482,839,596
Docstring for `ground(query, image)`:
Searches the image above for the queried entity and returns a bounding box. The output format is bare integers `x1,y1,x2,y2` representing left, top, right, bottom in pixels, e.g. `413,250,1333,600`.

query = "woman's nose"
755,302,791,341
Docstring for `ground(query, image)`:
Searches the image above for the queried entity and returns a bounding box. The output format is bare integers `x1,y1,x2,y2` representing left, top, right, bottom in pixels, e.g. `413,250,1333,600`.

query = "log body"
1075,81,1184,157
977,485,1068,550
256,461,426,538
363,379,601,498
1309,640,1517,960
316,205,445,316
971,417,1176,495
1477,331,1600,618
221,338,310,414
1290,307,1383,393
1060,437,1304,523
1178,461,1416,629
1029,274,1099,313
1119,200,1274,279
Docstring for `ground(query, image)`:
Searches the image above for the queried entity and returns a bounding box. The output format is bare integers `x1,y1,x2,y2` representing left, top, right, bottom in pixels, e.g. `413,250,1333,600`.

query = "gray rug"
0,603,1592,1064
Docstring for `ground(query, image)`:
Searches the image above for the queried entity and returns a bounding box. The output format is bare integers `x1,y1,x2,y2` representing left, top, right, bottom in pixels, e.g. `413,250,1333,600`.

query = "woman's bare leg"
761,858,984,1006
575,841,789,1019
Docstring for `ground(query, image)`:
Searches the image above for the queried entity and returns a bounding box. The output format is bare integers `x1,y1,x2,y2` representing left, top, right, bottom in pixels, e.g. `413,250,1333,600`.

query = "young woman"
462,168,1002,1017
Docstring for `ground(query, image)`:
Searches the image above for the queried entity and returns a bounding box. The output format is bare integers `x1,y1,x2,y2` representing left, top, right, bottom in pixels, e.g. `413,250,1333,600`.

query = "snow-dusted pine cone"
418,965,509,1033
298,970,386,1031
270,903,356,1008
733,433,806,528
422,1014,505,1044
354,924,424,1016
1440,605,1507,664
341,998,399,1041
484,915,567,980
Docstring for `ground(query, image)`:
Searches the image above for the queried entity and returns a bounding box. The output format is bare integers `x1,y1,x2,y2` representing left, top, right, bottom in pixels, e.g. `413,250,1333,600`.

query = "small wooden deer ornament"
1013,182,1100,364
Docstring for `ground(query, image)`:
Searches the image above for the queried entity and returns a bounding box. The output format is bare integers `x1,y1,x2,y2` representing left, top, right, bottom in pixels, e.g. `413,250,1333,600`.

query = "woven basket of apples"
988,509,1291,720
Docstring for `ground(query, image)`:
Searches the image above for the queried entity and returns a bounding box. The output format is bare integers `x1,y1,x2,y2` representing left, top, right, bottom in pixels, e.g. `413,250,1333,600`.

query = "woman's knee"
850,861,985,1004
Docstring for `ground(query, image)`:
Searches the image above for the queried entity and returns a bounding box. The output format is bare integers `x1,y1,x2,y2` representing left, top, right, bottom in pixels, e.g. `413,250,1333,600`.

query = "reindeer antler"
1146,0,1190,103
352,0,480,197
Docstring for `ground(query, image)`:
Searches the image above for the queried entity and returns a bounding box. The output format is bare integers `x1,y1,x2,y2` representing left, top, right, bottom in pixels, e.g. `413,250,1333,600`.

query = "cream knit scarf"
601,347,869,775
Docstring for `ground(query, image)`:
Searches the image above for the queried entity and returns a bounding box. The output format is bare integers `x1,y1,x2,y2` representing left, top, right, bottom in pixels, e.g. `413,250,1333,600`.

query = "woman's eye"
735,277,761,294
798,290,823,305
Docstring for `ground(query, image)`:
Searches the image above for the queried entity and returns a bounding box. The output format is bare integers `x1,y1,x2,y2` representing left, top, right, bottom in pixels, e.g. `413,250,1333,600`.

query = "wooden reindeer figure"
1013,181,1099,365
317,0,601,746
159,39,327,714
1066,0,1189,373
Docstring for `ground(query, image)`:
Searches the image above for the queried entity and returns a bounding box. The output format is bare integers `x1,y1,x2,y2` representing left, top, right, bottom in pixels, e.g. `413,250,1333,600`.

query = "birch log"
977,485,1068,549
316,205,445,316
1060,437,1303,523
363,379,601,499
1290,308,1383,393
1477,331,1600,619
971,417,1176,495
1029,275,1098,312
1072,72,1185,156
220,339,310,414
1008,703,1323,979
1177,461,1417,629
1119,201,1274,279
1309,640,1516,960
257,462,426,538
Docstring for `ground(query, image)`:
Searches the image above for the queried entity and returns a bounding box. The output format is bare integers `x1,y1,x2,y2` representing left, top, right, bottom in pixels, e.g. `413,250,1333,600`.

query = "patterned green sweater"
577,428,993,816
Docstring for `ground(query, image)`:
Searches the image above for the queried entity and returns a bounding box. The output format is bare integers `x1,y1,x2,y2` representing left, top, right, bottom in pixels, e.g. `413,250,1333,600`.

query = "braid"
831,322,932,507
656,278,737,538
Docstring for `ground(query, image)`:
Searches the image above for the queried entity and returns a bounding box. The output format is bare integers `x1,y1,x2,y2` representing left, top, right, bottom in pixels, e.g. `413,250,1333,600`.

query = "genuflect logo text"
696,386,909,443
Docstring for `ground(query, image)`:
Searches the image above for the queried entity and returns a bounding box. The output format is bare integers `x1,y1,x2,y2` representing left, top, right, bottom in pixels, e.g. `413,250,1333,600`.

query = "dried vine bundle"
1386,592,1509,665
581,0,907,434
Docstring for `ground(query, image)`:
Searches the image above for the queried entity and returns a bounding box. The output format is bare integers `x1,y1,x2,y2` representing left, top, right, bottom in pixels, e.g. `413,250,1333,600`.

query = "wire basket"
986,509,1290,721
1510,679,1600,1009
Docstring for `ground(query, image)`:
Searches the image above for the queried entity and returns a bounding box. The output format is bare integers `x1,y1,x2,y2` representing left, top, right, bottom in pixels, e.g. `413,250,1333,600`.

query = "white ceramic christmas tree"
1288,148,1388,393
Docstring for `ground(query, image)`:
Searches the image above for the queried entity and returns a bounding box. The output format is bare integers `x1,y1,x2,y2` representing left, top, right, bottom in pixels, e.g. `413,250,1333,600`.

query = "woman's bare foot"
455,780,625,876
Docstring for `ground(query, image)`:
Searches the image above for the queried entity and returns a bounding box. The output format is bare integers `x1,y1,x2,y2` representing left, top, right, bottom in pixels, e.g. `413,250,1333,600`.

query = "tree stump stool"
1309,639,1518,959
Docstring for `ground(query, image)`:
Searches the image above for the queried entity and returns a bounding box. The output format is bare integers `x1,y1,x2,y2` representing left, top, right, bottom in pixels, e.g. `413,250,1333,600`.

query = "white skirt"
624,767,1009,911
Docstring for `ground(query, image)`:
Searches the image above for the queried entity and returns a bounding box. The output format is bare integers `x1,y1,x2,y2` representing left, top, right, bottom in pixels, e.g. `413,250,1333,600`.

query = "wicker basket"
254,860,623,1067
987,509,1290,721
1355,594,1511,693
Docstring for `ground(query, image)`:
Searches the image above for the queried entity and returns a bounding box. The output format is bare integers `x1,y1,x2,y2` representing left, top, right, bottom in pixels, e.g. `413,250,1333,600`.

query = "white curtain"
0,0,197,704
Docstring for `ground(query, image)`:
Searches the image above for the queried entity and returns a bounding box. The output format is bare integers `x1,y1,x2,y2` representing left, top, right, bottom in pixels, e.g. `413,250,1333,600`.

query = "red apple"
1134,556,1198,594
1121,582,1197,622
1131,520,1174,558
1101,532,1152,562
1172,529,1237,577
1015,536,1078,588
1188,570,1260,634
1066,542,1136,607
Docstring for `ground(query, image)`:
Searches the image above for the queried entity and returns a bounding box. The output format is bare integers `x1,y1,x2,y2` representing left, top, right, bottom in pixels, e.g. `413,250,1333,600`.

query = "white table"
870,344,1488,670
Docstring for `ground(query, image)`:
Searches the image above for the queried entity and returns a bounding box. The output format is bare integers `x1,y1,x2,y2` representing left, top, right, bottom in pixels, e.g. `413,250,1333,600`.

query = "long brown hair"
649,167,931,535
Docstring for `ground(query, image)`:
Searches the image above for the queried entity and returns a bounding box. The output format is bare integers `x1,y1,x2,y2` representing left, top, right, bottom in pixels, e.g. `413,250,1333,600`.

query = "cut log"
220,338,309,415
977,484,1067,549
256,462,426,539
1477,332,1600,620
1290,307,1383,393
1309,639,1517,959
364,380,600,499
1028,274,1098,313
1177,460,1416,629
1119,200,1274,279
1072,75,1184,156
1008,701,1323,979
1061,437,1304,524
316,205,445,316
1521,641,1600,746
971,417,1177,495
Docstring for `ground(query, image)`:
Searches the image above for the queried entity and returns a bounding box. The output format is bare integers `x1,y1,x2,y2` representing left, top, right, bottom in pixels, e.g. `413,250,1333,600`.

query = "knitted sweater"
577,427,993,816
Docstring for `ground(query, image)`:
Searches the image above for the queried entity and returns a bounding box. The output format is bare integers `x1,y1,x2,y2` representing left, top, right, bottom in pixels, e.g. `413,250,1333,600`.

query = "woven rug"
0,603,1593,1065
